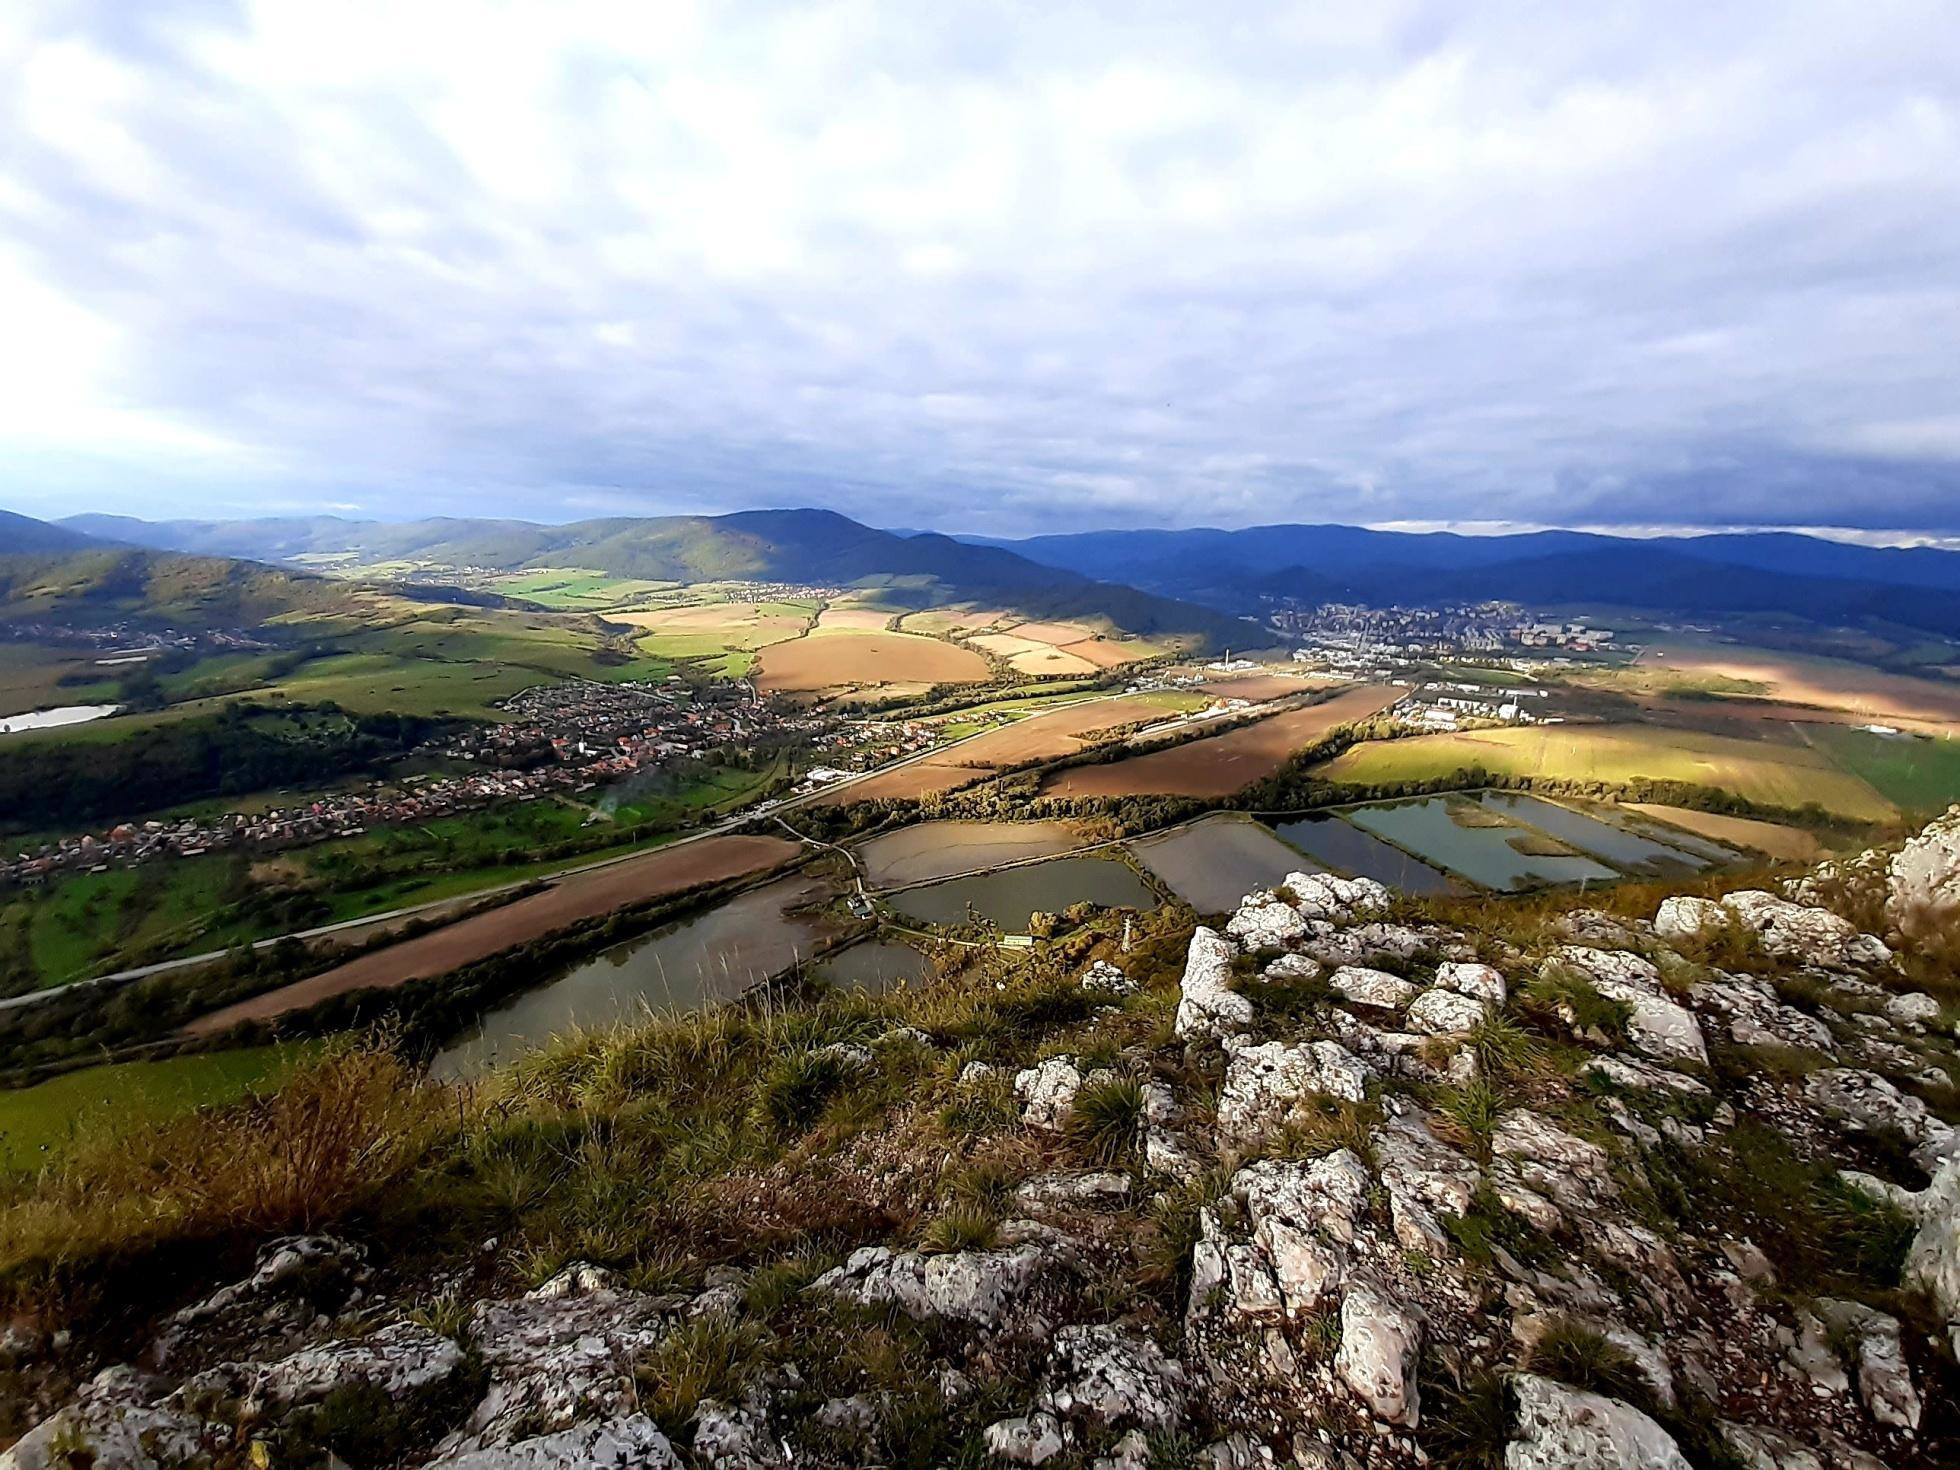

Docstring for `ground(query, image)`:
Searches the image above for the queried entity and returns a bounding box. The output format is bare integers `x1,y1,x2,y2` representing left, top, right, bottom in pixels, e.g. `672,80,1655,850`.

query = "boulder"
1225,890,1309,949
1405,987,1486,1037
691,1400,785,1469
1328,965,1419,1011
983,1413,1065,1464
1079,960,1136,996
1173,928,1253,1040
1504,1374,1690,1470
1282,871,1390,921
1233,1151,1371,1314
1490,1110,1617,1232
1435,960,1506,1006
1334,1281,1421,1426
1216,1038,1371,1144
1883,990,1942,1030
1719,891,1892,971
1372,1111,1481,1255
811,1244,1049,1327
1653,896,1723,941
1687,972,1834,1053
1886,803,1960,948
1,1367,207,1470
1813,1298,1921,1432
1015,1056,1087,1131
1805,1067,1957,1169
177,1320,467,1415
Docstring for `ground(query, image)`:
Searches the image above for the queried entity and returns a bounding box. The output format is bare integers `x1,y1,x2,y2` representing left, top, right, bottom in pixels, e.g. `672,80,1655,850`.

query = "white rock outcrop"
1886,802,1960,948
1334,1282,1421,1427
1504,1374,1690,1470
1173,928,1253,1040
1015,1056,1087,1131
811,1244,1049,1327
1216,1038,1371,1143
1719,891,1892,971
1327,966,1419,1012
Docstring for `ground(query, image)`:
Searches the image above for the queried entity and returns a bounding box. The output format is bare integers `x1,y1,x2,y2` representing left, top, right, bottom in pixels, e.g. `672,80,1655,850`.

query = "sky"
1,1,1957,537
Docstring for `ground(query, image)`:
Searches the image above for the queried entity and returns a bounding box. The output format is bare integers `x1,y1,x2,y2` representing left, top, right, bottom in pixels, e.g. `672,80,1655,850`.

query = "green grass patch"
1808,726,1960,816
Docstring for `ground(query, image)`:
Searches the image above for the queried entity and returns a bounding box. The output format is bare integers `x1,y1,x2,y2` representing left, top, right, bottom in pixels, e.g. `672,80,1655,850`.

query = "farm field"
0,1046,303,1172
0,643,124,717
491,569,679,610
184,833,802,1035
1198,674,1330,701
1623,804,1825,862
755,629,989,696
814,605,895,632
854,820,1081,886
1313,723,1895,822
817,691,1207,804
1041,685,1402,798
1630,641,1960,735
1800,727,1960,816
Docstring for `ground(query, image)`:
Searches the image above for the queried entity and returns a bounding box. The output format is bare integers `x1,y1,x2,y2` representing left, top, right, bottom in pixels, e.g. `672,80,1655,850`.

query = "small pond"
1346,795,1618,892
1471,792,1711,873
431,875,832,1079
813,939,931,993
1270,814,1457,895
886,855,1158,931
1129,815,1319,913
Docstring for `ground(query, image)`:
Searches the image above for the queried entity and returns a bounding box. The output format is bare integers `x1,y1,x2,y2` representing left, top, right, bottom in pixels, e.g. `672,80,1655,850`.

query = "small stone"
983,1413,1065,1464
1405,988,1486,1036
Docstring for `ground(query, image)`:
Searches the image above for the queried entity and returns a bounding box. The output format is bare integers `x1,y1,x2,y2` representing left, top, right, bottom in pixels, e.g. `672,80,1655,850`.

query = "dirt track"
185,835,800,1035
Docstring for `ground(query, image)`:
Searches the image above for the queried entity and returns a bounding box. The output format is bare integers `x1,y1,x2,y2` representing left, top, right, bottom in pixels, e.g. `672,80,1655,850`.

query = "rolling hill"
54,507,1252,647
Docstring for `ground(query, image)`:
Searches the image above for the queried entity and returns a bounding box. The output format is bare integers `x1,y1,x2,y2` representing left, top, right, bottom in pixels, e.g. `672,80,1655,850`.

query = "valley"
5,504,1960,1182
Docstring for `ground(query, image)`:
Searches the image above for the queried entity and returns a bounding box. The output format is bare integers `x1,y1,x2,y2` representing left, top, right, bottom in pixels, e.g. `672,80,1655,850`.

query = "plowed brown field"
1041,685,1402,798
184,835,801,1035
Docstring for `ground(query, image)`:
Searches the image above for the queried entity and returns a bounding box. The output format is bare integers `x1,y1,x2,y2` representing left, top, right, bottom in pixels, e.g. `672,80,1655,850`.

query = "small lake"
814,939,931,992
1129,815,1319,913
1346,796,1618,892
0,704,119,737
886,855,1158,931
1270,814,1458,895
430,875,832,1079
1471,792,1711,873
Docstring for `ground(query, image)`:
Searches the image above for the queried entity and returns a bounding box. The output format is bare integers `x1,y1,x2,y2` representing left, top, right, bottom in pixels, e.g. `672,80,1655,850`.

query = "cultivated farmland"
754,630,990,695
1314,724,1895,821
1041,685,1402,798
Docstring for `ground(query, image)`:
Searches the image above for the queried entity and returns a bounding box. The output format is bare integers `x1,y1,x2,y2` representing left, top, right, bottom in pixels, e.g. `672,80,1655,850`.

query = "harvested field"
813,693,1197,805
1625,804,1825,862
815,606,894,631
901,608,1010,636
617,602,811,653
855,820,1080,886
1065,639,1151,670
1042,685,1402,798
1000,619,1102,645
1314,724,1894,822
755,630,989,693
183,835,801,1035
1009,648,1099,676
1634,643,1960,735
1200,675,1324,701
970,634,1053,660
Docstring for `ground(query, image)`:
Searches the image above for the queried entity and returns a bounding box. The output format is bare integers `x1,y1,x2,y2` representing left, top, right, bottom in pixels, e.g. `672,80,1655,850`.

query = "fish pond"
1128,814,1320,913
1470,792,1712,873
813,938,931,992
1345,795,1618,892
1269,813,1459,895
431,874,834,1078
885,855,1158,931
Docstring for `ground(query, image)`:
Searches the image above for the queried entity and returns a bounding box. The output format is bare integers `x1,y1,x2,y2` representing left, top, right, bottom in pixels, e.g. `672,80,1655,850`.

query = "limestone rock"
1814,1298,1921,1432
811,1244,1048,1327
1805,1067,1957,1168
1490,1110,1617,1232
983,1413,1064,1464
166,1234,367,1329
1334,1281,1421,1426
1435,960,1506,1006
1233,1151,1371,1314
1225,890,1309,949
1,1367,207,1470
1328,965,1419,1012
1015,1056,1087,1131
179,1320,466,1415
1174,927,1253,1040
1282,871,1390,921
1012,1171,1132,1213
1883,990,1942,1030
1720,890,1892,971
1504,1374,1690,1469
1216,1038,1370,1144
1079,960,1136,996
1886,802,1960,949
429,1416,682,1470
692,1400,786,1469
1653,895,1723,941
1372,1110,1480,1255
1688,972,1834,1053
1042,1324,1187,1433
1405,987,1486,1037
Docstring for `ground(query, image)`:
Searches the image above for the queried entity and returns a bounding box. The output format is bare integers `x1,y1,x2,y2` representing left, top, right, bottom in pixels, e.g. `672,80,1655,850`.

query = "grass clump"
918,1206,1001,1254
1520,1318,1650,1406
636,1313,768,1430
1520,965,1632,1046
749,1048,858,1137
1064,1073,1147,1166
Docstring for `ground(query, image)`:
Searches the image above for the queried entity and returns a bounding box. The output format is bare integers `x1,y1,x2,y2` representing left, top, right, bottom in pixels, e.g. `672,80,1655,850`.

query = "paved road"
0,690,1144,1013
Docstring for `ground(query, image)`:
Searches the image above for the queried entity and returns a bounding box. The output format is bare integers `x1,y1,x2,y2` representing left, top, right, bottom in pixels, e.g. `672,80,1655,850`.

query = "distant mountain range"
19,508,1249,645
14,506,1960,642
960,524,1960,638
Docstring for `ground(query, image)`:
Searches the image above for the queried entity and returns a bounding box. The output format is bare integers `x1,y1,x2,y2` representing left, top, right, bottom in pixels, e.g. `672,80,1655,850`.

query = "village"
0,677,929,889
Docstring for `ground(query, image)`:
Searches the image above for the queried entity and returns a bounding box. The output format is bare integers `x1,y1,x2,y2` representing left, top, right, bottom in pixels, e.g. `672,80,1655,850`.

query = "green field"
491,568,681,610
0,1047,303,1172
1,759,790,989
1315,723,1896,821
1805,727,1960,815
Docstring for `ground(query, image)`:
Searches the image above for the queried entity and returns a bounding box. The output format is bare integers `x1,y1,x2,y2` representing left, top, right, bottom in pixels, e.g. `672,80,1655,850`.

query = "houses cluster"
1390,679,1558,733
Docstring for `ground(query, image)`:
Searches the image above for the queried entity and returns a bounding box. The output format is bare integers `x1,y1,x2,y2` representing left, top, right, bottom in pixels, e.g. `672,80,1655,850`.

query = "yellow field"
1314,724,1896,821
1625,804,1826,862
755,628,990,694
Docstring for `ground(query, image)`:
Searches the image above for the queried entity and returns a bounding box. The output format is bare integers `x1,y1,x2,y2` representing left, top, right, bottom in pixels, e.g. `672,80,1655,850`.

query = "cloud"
0,0,1955,533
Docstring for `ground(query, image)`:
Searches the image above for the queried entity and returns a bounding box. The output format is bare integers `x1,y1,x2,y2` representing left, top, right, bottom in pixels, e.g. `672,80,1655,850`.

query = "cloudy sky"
2,1,1957,535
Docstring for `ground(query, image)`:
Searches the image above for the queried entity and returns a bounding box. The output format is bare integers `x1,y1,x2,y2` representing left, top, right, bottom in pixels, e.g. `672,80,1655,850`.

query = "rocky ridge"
6,808,1960,1468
